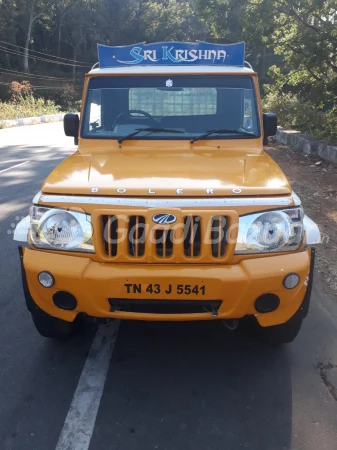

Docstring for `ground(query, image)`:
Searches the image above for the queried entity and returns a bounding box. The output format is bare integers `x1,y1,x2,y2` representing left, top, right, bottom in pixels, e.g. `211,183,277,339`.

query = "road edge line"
55,321,120,450
0,161,30,174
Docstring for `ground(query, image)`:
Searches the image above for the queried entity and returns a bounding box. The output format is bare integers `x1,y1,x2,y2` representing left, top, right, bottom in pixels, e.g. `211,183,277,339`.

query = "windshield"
82,76,260,140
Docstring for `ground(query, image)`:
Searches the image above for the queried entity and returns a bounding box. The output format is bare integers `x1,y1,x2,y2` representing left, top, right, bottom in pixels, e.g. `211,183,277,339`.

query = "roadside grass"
0,96,61,121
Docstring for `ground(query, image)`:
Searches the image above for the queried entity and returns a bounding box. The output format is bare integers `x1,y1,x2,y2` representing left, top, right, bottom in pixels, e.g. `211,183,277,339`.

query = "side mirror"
64,113,79,145
263,113,277,145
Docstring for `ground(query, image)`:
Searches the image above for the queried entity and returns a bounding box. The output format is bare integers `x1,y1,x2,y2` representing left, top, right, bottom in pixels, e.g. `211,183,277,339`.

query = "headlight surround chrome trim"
235,207,304,254
32,190,42,205
30,206,94,253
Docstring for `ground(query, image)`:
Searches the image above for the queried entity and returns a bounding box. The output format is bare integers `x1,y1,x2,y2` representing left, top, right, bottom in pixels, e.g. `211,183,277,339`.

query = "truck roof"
88,65,255,76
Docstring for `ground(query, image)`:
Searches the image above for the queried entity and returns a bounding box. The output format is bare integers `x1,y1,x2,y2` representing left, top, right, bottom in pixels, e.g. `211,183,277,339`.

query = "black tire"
255,311,303,345
31,307,75,340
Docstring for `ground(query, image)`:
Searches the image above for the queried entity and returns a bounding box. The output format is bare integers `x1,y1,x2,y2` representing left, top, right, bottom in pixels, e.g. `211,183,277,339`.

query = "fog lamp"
283,273,300,289
255,293,280,313
38,271,54,288
53,291,77,310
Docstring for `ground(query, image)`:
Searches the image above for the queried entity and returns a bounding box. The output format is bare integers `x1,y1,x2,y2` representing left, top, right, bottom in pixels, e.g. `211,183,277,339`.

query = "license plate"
124,283,206,296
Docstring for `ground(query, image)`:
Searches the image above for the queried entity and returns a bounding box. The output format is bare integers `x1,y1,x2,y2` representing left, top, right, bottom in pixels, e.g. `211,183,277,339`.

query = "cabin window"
129,88,217,116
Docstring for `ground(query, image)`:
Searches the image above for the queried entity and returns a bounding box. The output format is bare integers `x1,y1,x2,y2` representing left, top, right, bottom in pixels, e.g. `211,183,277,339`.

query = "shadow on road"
0,321,97,450
92,320,292,450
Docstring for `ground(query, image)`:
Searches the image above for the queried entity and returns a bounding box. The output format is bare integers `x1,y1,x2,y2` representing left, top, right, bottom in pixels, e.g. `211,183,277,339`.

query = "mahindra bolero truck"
14,42,321,344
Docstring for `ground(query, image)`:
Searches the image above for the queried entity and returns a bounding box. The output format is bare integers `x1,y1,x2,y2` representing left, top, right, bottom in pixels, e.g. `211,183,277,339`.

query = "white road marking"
55,321,120,450
0,161,30,174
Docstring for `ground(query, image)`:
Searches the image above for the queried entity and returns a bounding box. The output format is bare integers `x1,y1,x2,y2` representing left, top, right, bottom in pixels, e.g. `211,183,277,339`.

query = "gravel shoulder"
266,141,337,296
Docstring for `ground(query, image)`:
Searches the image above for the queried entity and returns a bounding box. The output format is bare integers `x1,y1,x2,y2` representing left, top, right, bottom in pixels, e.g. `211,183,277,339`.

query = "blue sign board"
97,42,245,68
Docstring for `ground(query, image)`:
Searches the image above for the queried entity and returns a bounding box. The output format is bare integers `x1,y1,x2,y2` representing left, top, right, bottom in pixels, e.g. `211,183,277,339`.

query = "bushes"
58,83,81,110
0,95,60,121
36,83,82,111
262,91,337,142
0,80,81,123
9,80,34,101
0,80,61,121
321,108,337,143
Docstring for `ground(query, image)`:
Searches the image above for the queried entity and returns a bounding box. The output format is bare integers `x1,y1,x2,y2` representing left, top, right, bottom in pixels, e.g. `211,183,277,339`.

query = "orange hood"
42,148,291,197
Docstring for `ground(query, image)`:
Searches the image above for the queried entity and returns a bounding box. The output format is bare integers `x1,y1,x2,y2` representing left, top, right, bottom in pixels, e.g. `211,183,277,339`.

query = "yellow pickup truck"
15,42,320,344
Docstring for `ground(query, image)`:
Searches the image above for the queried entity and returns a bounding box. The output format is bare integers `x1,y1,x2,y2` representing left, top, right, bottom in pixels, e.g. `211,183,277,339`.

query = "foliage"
0,0,336,139
9,80,34,101
241,0,337,139
57,83,81,109
263,91,337,141
0,95,60,120
244,0,337,104
195,0,246,42
36,83,81,110
139,0,202,42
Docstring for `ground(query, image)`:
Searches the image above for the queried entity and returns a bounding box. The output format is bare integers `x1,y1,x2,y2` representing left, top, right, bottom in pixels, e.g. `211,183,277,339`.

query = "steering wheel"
112,109,157,129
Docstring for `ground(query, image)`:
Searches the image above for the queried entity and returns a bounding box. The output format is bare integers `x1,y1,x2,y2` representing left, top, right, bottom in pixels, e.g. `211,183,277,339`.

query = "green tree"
0,0,18,68
53,0,77,65
16,0,51,72
244,0,337,106
194,0,245,42
136,0,204,43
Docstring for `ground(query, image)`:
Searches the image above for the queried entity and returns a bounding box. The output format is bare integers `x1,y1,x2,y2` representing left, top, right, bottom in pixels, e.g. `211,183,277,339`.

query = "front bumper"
19,247,313,326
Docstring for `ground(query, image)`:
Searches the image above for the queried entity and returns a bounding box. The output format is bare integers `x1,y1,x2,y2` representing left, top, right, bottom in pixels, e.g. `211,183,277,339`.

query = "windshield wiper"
190,129,256,144
118,127,184,144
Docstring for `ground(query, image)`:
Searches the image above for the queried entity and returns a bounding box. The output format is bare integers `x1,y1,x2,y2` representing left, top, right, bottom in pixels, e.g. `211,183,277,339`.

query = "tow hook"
204,306,219,316
222,319,239,330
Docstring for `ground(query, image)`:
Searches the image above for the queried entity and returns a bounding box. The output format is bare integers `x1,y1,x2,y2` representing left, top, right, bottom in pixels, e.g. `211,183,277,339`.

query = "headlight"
30,207,94,253
235,207,303,254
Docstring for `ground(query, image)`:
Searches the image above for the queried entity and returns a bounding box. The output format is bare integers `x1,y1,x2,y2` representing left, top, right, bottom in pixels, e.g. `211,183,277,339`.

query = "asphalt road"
0,122,337,450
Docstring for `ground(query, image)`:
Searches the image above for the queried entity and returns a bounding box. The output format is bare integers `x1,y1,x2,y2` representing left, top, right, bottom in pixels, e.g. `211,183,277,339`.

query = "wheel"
31,307,75,340
255,311,303,345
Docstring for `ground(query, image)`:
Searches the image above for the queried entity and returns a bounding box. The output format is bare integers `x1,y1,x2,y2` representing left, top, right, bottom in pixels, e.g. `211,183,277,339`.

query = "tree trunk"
56,2,76,69
259,46,267,82
24,0,36,73
4,50,11,69
72,31,86,80
72,47,78,80
56,10,62,69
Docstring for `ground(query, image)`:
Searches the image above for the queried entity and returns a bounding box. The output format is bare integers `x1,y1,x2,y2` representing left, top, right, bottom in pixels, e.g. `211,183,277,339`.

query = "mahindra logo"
152,213,177,225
